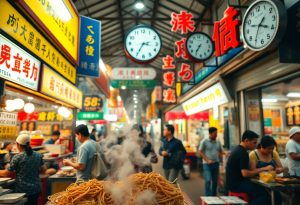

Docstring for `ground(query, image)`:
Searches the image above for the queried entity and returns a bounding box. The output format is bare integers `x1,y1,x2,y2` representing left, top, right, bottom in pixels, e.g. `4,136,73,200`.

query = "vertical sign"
77,16,101,77
162,55,176,104
212,7,242,57
170,11,195,86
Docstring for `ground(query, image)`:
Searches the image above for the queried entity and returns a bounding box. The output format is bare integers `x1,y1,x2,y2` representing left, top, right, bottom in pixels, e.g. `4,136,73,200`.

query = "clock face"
124,25,162,63
186,32,214,61
242,0,287,51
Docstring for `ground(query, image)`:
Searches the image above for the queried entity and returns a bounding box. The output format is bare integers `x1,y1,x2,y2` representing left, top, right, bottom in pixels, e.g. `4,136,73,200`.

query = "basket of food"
259,171,276,183
48,172,186,205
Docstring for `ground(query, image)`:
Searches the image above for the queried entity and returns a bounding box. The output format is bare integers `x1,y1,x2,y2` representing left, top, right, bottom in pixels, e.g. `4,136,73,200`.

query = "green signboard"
111,80,156,89
77,112,103,120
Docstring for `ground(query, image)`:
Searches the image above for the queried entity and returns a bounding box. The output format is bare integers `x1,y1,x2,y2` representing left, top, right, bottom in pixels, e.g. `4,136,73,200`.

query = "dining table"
251,178,300,205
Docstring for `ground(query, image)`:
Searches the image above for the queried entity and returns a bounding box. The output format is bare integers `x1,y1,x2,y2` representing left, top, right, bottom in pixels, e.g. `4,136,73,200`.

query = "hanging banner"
41,65,83,108
112,67,156,80
77,16,101,77
15,0,79,65
0,34,41,90
0,0,76,83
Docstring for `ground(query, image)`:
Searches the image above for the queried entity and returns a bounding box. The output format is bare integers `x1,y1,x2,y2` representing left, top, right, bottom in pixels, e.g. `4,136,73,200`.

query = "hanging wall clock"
186,32,214,61
124,25,162,64
242,0,287,51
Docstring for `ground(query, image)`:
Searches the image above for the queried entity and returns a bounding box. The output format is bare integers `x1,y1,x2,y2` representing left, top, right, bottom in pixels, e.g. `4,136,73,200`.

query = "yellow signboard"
16,0,79,65
41,65,82,108
0,0,76,83
0,126,17,141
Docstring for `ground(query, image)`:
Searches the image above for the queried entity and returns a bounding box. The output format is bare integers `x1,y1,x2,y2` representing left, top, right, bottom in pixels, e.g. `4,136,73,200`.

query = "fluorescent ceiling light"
27,97,34,100
287,92,300,98
261,99,278,103
135,1,145,9
121,85,127,90
134,105,137,108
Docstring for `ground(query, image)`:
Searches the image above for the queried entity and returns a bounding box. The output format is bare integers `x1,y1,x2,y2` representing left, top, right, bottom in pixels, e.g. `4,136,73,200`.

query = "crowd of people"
2,121,300,205
197,126,300,205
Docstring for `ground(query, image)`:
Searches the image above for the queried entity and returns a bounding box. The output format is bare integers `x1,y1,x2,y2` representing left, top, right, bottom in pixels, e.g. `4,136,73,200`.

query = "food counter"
47,173,76,196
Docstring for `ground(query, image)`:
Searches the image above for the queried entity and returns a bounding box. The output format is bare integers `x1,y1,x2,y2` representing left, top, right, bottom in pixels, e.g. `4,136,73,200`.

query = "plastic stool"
228,191,249,203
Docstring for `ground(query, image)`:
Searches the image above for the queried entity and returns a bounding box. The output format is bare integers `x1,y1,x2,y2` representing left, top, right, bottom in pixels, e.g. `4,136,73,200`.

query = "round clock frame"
242,0,287,52
124,24,162,64
185,32,215,62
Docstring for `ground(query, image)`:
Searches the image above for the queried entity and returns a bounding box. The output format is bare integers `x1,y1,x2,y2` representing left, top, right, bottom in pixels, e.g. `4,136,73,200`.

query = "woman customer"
249,135,283,205
0,134,45,205
249,135,284,173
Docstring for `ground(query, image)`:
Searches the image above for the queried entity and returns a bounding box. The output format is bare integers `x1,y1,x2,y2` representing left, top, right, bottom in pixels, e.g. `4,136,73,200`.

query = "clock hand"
259,24,269,28
255,16,265,46
196,44,202,55
136,42,145,56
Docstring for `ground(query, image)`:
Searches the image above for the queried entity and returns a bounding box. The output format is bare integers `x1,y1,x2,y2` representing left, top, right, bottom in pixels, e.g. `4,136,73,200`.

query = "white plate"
0,193,25,203
61,166,73,172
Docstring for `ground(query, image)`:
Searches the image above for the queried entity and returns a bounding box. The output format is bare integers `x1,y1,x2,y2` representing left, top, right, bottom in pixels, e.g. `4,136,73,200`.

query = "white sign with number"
112,67,156,80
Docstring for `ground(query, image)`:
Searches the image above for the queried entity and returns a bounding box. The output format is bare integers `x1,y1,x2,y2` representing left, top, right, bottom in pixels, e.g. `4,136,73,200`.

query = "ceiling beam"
151,0,159,26
158,2,178,14
195,0,210,7
88,2,117,17
167,0,200,15
102,21,120,31
94,17,177,20
101,40,122,51
117,0,129,66
78,0,110,13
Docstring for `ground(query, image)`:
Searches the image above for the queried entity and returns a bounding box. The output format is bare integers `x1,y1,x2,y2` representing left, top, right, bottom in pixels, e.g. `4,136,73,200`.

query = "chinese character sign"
170,11,195,34
41,65,83,108
212,7,242,56
78,16,101,77
162,55,176,104
0,34,40,90
177,62,195,83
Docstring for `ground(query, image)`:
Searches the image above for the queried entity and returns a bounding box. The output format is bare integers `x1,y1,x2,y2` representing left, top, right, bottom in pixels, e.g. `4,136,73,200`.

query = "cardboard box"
200,197,225,205
219,196,247,204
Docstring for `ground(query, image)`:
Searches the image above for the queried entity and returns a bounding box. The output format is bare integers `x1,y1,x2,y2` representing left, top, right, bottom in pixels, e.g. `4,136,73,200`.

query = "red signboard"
212,7,242,56
170,11,195,34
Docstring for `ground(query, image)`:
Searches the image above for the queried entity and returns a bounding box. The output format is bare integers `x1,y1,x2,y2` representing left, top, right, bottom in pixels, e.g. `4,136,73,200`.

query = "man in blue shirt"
44,130,60,144
63,125,96,181
159,124,186,182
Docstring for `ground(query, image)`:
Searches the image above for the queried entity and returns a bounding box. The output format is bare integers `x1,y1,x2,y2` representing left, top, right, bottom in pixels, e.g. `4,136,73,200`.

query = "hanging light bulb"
14,98,25,110
5,100,15,112
24,103,35,114
58,106,71,118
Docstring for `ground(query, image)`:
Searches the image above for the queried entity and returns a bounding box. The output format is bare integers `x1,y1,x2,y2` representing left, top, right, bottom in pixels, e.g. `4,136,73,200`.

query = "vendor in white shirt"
285,127,300,176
